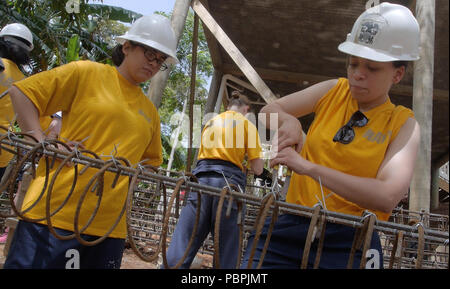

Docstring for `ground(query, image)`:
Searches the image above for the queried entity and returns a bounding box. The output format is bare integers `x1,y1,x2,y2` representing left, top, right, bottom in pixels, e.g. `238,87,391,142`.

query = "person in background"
0,23,61,244
165,91,265,269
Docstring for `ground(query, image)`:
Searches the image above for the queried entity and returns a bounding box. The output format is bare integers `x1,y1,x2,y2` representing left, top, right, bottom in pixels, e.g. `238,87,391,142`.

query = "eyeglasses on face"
332,110,369,144
131,41,169,71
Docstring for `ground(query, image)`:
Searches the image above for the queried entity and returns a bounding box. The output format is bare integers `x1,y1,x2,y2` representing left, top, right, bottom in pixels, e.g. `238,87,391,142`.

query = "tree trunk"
147,0,192,108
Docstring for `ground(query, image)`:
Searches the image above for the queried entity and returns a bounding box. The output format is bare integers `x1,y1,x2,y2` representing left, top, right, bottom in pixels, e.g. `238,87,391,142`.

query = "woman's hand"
270,146,312,176
273,115,303,153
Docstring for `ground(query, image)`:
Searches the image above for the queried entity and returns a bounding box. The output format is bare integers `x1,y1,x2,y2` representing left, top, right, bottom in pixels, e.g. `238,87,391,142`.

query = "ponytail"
228,90,250,108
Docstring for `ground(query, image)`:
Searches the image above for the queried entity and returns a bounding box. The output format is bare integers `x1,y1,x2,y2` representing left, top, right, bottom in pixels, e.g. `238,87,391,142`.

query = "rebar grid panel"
0,131,448,269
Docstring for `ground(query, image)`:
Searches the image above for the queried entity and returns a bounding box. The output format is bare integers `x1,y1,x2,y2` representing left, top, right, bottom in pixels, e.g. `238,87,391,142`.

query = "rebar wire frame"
1,131,449,269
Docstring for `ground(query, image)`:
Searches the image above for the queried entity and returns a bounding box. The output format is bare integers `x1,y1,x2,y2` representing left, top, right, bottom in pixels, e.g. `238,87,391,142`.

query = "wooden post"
410,0,435,213
187,14,199,172
147,0,192,108
204,69,223,118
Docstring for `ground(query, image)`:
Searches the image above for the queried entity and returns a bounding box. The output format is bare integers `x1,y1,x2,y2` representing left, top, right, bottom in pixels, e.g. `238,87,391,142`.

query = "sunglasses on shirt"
332,110,369,144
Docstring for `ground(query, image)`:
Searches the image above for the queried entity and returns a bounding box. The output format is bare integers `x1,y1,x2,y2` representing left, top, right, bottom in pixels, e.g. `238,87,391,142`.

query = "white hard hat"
0,23,34,51
116,14,179,64
338,2,420,62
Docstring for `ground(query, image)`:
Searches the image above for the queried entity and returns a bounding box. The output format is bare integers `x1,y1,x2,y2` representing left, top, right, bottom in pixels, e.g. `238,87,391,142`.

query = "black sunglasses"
332,110,369,144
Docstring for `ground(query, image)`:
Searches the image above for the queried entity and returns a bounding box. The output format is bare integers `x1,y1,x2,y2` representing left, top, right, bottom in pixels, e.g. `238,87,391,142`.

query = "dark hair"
111,44,125,66
0,37,30,65
228,90,250,108
393,61,408,69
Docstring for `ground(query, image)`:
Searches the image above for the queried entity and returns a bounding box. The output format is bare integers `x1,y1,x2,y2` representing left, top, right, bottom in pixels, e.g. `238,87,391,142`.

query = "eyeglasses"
332,110,369,144
131,42,169,71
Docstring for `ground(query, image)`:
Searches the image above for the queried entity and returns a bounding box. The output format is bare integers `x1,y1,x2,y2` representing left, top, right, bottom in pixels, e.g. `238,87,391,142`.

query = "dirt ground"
0,243,212,269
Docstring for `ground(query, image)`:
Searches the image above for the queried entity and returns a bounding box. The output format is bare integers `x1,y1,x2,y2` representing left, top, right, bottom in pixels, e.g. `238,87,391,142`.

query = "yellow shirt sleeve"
142,108,163,167
13,61,79,117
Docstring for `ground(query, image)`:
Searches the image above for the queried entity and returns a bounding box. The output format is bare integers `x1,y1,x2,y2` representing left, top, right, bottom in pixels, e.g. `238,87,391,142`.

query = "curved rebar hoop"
73,157,132,246
388,230,404,269
45,149,79,240
213,183,248,269
411,221,425,269
126,166,163,262
44,147,102,241
347,212,377,269
313,213,327,269
359,214,377,269
246,192,277,269
6,141,51,222
161,176,203,269
213,187,233,269
301,205,322,269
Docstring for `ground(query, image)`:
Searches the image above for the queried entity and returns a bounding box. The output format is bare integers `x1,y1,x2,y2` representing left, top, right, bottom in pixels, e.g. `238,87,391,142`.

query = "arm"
46,117,62,140
260,79,338,152
9,86,45,142
249,158,264,176
270,118,420,213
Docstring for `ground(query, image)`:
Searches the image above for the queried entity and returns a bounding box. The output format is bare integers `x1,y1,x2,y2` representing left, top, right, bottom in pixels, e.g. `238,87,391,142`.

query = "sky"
92,0,177,15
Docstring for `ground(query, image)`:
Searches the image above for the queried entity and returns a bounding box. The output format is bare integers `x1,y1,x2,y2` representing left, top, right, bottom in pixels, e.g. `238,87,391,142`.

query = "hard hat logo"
358,22,380,45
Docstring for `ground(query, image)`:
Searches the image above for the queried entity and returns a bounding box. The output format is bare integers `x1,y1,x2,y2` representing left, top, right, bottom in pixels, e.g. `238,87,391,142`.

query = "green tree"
157,11,212,171
0,0,139,71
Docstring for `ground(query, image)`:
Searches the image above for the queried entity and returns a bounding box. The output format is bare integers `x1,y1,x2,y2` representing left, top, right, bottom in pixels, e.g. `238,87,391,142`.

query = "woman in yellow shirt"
243,3,421,269
0,23,35,180
165,91,264,269
4,14,178,269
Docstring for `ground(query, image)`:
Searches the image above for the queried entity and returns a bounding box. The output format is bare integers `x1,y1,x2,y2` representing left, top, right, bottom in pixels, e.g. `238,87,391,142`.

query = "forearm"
305,162,402,213
9,86,45,142
260,103,302,131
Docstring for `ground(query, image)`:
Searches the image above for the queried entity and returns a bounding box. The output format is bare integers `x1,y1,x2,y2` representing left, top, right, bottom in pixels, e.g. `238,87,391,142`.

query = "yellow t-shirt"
197,111,262,171
0,58,52,167
14,60,162,238
286,78,414,221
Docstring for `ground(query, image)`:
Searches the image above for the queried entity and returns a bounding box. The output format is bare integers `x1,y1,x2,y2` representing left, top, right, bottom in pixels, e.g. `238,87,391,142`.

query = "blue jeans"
4,221,125,269
241,214,383,269
164,171,245,269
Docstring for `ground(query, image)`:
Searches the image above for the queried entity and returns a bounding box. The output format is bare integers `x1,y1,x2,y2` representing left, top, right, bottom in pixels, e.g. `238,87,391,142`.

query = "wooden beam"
187,13,199,172
191,0,278,104
410,0,436,213
222,63,449,101
199,0,223,70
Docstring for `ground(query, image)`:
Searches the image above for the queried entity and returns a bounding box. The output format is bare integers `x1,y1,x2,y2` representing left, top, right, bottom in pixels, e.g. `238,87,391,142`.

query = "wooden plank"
191,0,278,104
199,0,223,70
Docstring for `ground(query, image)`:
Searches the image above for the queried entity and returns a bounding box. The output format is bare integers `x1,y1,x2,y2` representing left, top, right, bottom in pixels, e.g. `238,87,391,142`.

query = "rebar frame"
1,130,448,269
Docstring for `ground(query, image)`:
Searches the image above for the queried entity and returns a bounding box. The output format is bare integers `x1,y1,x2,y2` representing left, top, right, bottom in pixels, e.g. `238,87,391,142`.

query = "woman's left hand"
269,146,312,176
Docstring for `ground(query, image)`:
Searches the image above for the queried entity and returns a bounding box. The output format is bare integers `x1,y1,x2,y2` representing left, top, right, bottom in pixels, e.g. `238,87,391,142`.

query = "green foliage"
0,0,137,71
158,11,212,171
66,34,80,62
